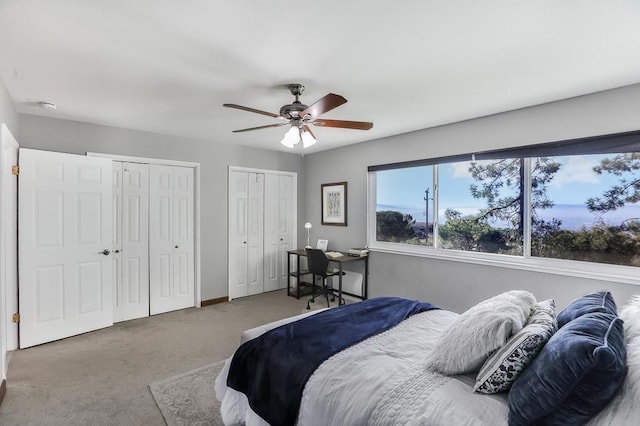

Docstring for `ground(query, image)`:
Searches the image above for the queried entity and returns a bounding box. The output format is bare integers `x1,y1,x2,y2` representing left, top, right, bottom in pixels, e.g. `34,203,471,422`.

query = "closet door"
246,173,264,296
228,171,264,299
277,175,294,288
171,166,195,310
121,162,150,319
264,174,293,292
112,162,124,322
228,171,249,299
149,165,194,314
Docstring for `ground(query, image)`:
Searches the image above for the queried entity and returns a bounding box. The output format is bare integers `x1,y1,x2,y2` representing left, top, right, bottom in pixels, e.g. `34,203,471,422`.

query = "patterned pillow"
474,299,557,394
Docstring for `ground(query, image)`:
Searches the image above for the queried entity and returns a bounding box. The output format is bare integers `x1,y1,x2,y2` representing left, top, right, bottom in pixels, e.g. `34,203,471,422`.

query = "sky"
376,154,638,222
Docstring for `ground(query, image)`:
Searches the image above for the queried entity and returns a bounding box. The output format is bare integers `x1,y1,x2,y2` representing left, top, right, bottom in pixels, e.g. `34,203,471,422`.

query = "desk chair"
305,248,345,310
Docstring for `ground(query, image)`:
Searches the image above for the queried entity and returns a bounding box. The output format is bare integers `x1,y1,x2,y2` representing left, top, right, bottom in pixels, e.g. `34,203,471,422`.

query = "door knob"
114,250,120,254
101,249,111,256
175,245,179,248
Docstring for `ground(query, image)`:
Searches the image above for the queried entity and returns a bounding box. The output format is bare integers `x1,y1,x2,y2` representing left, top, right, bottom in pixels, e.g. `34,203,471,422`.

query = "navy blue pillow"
556,291,617,328
508,312,626,426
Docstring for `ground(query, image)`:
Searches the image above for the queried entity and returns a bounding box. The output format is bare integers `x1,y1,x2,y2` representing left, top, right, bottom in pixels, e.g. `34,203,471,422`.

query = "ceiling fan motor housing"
279,102,308,119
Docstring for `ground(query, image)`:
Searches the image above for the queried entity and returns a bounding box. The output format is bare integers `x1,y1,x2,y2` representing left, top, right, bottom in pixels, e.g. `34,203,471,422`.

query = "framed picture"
316,239,329,251
321,182,347,226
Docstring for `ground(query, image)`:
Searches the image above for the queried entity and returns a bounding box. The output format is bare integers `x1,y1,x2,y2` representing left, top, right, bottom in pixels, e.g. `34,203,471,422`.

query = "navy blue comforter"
227,297,438,425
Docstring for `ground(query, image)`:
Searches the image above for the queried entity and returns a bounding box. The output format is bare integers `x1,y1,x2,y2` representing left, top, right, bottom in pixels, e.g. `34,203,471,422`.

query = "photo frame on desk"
321,182,347,226
316,239,328,251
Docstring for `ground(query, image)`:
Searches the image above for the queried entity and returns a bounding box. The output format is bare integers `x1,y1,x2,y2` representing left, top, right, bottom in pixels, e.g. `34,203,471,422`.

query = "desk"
287,249,368,304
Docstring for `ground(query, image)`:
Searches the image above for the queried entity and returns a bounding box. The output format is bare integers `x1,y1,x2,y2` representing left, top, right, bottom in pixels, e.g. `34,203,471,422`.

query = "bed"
215,292,639,426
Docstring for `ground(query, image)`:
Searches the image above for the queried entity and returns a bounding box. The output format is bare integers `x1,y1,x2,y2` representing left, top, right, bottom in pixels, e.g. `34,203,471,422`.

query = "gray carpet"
150,360,226,426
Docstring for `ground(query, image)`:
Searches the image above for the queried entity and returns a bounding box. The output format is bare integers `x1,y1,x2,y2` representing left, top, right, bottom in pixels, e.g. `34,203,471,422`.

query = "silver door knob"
101,249,111,256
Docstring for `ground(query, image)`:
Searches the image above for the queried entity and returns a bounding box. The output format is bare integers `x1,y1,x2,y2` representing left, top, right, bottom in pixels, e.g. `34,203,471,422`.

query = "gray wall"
0,76,18,135
303,83,640,312
18,114,305,300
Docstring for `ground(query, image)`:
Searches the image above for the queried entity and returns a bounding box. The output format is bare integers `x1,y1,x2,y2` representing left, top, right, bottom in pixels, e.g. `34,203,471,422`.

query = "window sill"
369,242,640,286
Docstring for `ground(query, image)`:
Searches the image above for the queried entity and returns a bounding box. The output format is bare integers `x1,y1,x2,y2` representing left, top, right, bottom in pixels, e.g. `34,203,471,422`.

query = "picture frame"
321,182,347,226
316,239,329,251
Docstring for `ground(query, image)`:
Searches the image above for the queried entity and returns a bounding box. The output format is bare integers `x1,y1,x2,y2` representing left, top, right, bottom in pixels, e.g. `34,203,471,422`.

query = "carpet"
149,360,226,426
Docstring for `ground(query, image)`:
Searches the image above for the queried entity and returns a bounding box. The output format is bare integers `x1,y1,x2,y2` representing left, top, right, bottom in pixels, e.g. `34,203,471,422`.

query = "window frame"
367,142,640,286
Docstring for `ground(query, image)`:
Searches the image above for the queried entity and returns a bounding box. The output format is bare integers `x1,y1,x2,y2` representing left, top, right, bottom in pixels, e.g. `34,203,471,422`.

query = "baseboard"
201,296,228,307
0,379,6,408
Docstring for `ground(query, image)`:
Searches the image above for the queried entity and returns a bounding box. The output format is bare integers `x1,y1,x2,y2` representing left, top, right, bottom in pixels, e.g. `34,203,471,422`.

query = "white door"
228,171,264,299
228,171,249,300
112,162,124,322
18,148,113,348
121,162,150,320
149,165,194,314
1,124,19,376
247,173,264,296
264,174,280,292
277,174,294,289
264,174,294,291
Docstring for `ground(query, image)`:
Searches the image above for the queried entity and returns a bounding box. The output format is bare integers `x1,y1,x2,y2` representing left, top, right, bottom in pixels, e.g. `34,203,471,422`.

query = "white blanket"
215,309,509,425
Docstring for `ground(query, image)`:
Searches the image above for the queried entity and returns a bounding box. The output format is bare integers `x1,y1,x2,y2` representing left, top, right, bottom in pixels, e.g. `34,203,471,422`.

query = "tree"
442,157,561,252
376,210,416,242
438,209,510,252
587,153,640,215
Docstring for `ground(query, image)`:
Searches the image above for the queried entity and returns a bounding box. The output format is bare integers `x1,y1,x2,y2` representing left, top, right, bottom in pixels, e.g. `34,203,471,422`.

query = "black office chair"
305,248,345,310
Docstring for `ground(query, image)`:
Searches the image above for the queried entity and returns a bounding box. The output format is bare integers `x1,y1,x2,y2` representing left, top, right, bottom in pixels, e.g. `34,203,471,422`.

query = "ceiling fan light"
280,126,300,148
301,129,316,148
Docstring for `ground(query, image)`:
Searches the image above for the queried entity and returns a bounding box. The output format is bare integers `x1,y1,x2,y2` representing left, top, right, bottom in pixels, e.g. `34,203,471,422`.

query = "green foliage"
376,210,416,242
438,209,514,253
587,153,640,214
532,221,640,266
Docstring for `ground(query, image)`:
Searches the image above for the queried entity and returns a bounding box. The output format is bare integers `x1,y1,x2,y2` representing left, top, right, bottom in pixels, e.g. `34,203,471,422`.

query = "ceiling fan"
223,84,373,149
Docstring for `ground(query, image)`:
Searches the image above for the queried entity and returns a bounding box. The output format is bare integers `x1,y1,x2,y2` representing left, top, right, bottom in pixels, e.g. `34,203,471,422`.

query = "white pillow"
587,294,640,426
427,290,536,375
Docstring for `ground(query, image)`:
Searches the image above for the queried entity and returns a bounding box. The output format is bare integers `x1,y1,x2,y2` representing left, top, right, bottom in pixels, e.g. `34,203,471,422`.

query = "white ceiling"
1,1,640,154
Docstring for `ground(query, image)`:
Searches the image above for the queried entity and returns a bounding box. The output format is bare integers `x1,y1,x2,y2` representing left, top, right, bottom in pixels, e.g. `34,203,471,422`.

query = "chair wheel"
330,297,335,302
306,304,311,310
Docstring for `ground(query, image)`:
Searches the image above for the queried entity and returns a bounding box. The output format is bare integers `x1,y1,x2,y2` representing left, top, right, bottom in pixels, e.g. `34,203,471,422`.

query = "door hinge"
12,313,20,323
11,165,19,176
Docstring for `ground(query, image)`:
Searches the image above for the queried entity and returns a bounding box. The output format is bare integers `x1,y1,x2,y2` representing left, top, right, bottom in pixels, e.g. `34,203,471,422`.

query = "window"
375,166,433,245
438,159,523,255
531,153,640,267
368,130,640,279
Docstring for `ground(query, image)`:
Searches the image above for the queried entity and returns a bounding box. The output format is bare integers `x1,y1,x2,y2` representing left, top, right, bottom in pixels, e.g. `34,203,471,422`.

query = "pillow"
427,290,536,375
508,312,627,426
557,290,617,328
474,299,557,394
587,294,640,426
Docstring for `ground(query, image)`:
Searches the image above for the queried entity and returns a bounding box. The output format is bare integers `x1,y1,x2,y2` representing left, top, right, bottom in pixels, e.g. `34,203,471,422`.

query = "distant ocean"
377,204,640,231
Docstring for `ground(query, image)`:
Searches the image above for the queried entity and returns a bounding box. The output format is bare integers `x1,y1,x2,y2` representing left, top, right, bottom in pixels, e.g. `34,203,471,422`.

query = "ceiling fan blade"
232,123,289,133
312,119,373,130
303,125,316,140
223,103,281,118
299,93,347,118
